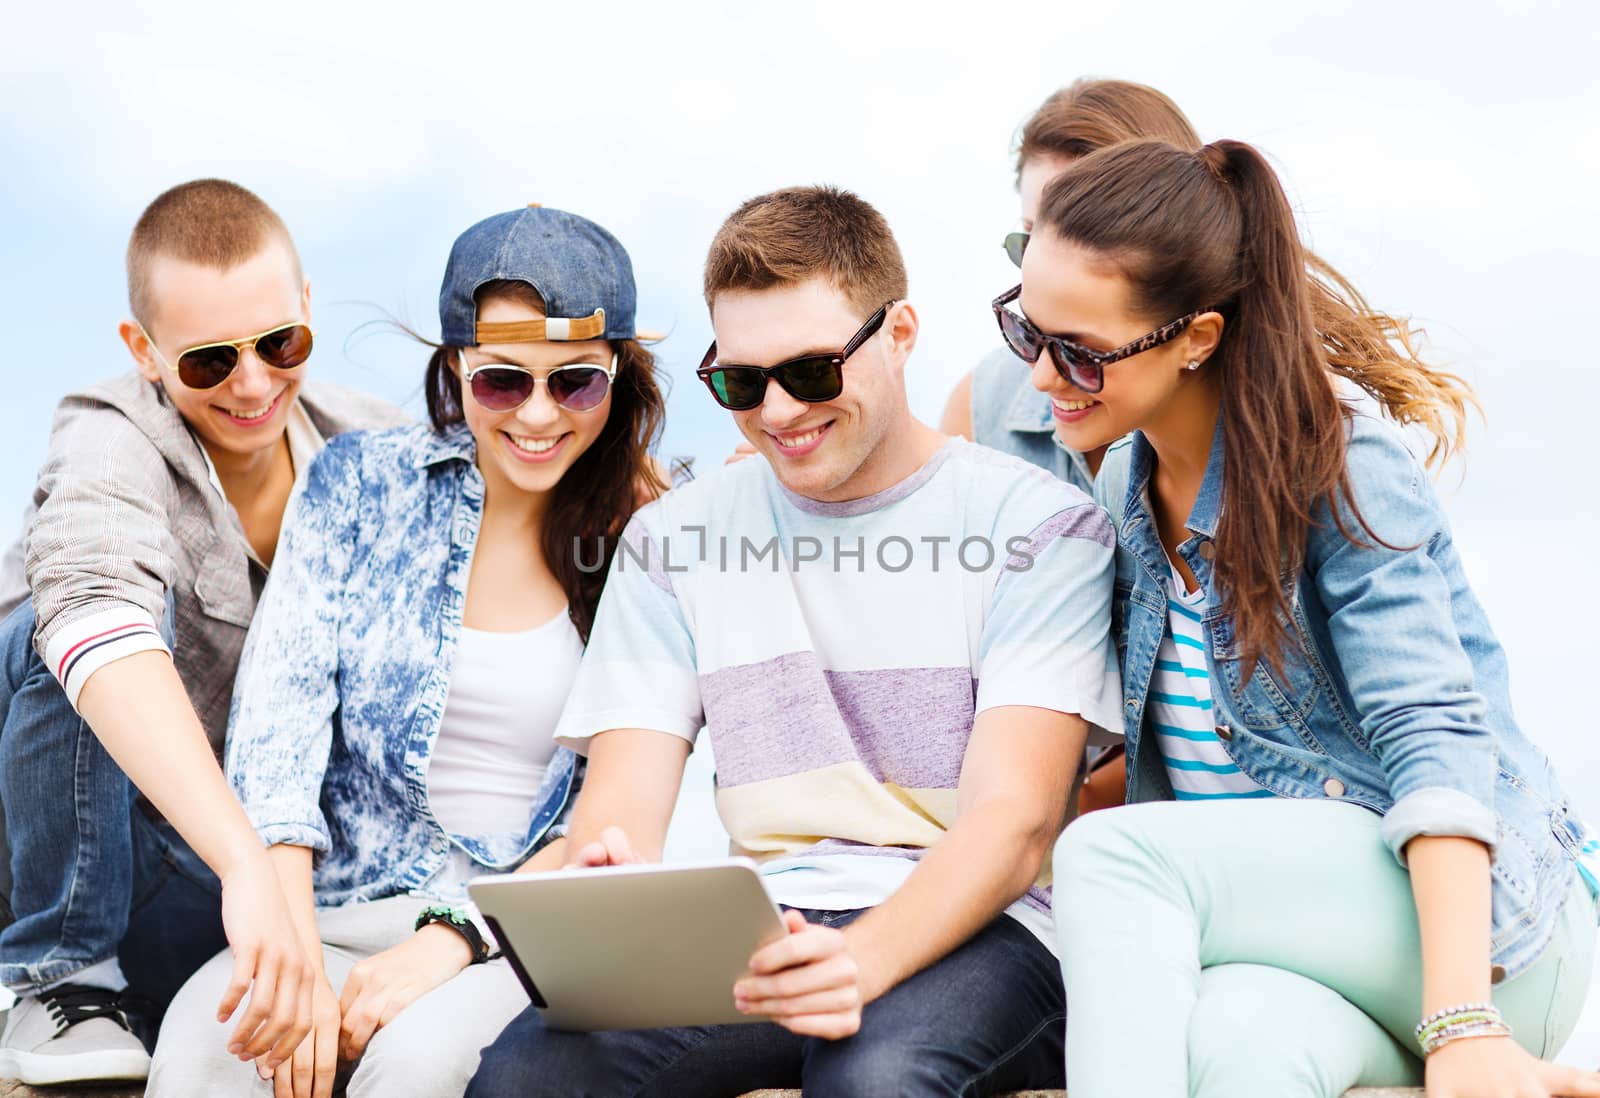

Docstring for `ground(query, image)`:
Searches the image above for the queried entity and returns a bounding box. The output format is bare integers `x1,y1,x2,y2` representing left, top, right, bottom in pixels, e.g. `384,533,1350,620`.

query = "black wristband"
414,905,491,965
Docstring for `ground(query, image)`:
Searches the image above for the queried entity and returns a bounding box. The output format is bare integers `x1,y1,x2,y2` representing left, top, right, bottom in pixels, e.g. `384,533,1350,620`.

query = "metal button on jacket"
1214,724,1232,742
1323,778,1346,798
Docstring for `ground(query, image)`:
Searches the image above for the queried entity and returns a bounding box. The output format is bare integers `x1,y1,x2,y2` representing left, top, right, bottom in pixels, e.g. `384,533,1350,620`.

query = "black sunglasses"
696,303,892,411
1003,231,1029,268
991,285,1215,394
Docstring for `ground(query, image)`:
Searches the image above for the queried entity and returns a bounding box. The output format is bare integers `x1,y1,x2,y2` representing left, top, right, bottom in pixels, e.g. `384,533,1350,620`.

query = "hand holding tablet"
469,856,789,1031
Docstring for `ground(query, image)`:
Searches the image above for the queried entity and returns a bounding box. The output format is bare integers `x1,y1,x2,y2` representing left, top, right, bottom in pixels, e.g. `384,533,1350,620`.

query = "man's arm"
76,656,314,1068
27,404,314,1069
734,705,1084,1037
542,728,692,868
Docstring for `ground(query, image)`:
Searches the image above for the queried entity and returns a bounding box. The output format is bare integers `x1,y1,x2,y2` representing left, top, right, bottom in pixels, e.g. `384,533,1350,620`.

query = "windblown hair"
702,185,908,318
1036,140,1473,675
126,179,300,328
1017,80,1473,469
423,279,667,642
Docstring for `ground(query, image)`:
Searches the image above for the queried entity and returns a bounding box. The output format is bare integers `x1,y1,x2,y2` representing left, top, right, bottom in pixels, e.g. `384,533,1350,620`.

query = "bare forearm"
555,730,691,863
1406,834,1493,1012
267,845,325,976
846,799,1060,1002
76,652,265,877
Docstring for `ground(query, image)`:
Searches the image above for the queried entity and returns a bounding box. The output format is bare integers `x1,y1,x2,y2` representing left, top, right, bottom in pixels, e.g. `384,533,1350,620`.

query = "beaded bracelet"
1415,1003,1512,1056
1414,1002,1497,1036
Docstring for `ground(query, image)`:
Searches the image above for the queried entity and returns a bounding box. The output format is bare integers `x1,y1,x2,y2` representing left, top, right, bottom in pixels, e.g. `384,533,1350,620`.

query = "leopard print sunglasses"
991,284,1217,394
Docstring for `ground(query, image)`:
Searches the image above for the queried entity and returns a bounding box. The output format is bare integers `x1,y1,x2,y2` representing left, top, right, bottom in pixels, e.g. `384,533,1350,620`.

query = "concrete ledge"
0,1084,1429,1097
1,1086,145,1097
738,1090,1426,1097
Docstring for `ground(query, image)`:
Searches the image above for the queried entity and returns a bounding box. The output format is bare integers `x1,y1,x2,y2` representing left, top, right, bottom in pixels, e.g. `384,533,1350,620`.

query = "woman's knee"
1186,964,1416,1098
1053,804,1147,888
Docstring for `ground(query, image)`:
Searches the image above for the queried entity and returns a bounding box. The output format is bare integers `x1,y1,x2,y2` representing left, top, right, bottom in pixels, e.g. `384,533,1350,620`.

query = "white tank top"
425,611,583,839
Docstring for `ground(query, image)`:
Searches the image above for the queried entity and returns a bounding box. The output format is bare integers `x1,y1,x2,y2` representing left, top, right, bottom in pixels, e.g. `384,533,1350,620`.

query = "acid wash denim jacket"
226,423,578,905
1095,410,1592,980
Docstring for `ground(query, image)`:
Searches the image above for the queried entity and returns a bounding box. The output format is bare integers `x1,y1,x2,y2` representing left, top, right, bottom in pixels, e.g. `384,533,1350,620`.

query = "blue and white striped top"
1577,834,1600,901
1153,564,1272,801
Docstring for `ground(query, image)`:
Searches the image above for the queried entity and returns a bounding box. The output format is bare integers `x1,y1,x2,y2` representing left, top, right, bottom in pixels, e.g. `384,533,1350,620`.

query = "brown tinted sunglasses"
141,321,314,390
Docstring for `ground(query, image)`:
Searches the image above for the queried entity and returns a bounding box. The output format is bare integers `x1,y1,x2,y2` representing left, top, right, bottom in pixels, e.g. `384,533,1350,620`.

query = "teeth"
226,403,274,420
508,433,561,454
775,427,825,449
1053,399,1097,412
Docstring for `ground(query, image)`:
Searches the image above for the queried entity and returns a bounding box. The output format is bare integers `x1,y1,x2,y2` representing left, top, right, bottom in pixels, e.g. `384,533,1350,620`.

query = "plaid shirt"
10,371,406,754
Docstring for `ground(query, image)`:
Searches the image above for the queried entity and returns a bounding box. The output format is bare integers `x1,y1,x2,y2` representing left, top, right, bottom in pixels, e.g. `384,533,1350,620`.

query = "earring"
1185,360,1202,371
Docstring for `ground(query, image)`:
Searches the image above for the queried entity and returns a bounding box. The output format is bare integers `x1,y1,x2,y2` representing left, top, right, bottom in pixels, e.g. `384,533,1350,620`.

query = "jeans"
0,600,226,1029
467,908,1065,1098
1053,799,1599,1098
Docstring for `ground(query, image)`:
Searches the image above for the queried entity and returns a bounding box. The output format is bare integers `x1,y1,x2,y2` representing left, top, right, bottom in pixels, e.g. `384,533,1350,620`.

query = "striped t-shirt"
556,439,1125,948
1152,563,1271,801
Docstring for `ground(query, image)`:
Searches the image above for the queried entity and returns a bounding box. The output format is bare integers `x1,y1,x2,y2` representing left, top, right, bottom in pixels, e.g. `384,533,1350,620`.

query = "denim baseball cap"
439,205,652,346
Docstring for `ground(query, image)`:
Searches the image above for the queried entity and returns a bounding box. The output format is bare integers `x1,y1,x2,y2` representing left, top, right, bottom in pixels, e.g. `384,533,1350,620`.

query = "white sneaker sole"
0,1044,151,1084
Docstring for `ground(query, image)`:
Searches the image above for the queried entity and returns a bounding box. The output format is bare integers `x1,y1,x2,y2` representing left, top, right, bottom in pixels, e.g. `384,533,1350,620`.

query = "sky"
3,0,1599,1048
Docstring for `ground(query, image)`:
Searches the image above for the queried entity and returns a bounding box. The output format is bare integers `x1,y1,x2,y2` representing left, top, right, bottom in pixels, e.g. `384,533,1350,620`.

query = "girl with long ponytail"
999,138,1600,1097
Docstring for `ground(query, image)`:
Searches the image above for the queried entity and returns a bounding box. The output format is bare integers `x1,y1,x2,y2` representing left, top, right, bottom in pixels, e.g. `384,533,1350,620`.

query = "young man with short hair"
470,186,1122,1097
0,179,405,1086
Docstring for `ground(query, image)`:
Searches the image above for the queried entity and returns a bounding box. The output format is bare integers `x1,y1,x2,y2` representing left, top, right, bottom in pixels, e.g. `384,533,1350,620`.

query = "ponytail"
1036,138,1469,677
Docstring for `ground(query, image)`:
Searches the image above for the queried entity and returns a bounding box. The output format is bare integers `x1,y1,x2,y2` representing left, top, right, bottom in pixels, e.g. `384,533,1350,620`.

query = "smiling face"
456,294,614,505
710,278,917,502
123,238,309,463
1018,227,1221,453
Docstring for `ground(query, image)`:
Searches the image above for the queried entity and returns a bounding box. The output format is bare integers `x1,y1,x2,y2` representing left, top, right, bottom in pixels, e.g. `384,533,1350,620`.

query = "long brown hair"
422,279,667,642
1036,140,1469,675
1016,79,1474,468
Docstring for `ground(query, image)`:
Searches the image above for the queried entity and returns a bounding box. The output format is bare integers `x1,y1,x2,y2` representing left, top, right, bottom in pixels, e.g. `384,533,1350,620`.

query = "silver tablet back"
470,858,788,1031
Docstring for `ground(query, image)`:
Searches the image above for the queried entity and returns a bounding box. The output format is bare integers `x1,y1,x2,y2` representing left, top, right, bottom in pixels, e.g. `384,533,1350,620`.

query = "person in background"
1013,138,1600,1097
0,180,405,1086
147,205,668,1098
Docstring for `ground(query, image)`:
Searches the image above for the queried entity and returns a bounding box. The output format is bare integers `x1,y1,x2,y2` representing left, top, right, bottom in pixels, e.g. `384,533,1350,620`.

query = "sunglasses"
696,302,892,411
142,321,315,391
992,285,1215,394
461,352,617,413
1003,231,1029,268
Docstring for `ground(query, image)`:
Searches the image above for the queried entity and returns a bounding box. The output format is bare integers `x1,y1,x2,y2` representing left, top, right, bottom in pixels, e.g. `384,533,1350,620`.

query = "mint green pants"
1052,799,1597,1098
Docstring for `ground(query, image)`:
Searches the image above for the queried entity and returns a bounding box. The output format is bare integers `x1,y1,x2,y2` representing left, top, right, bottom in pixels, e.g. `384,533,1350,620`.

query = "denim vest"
226,423,578,905
1095,412,1592,980
969,347,1095,495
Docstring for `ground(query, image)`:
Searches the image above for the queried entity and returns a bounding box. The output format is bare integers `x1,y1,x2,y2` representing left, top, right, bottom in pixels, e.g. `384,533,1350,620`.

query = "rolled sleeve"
26,404,179,705
1379,787,1500,866
1311,421,1498,847
225,436,364,847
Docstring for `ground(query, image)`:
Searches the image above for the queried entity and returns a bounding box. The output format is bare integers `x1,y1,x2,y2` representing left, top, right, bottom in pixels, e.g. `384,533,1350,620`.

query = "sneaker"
0,983,150,1084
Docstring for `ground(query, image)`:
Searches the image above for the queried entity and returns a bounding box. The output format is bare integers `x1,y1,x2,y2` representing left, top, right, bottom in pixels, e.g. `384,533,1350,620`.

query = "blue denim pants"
466,907,1065,1098
0,601,226,1024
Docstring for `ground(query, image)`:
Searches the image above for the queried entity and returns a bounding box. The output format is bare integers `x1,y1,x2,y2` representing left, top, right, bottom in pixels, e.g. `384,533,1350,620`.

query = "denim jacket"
226,423,578,905
1095,411,1591,979
969,347,1095,495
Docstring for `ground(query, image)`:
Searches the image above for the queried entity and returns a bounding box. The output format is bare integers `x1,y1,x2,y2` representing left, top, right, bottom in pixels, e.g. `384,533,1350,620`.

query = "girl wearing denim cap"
1003,141,1600,1097
148,207,667,1098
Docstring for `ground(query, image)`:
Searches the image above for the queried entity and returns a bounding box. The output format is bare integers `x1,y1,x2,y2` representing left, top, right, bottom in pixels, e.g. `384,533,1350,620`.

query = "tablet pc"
469,857,788,1031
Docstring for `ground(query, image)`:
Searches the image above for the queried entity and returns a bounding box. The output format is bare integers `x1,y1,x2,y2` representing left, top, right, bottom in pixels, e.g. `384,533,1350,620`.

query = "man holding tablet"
469,185,1122,1097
